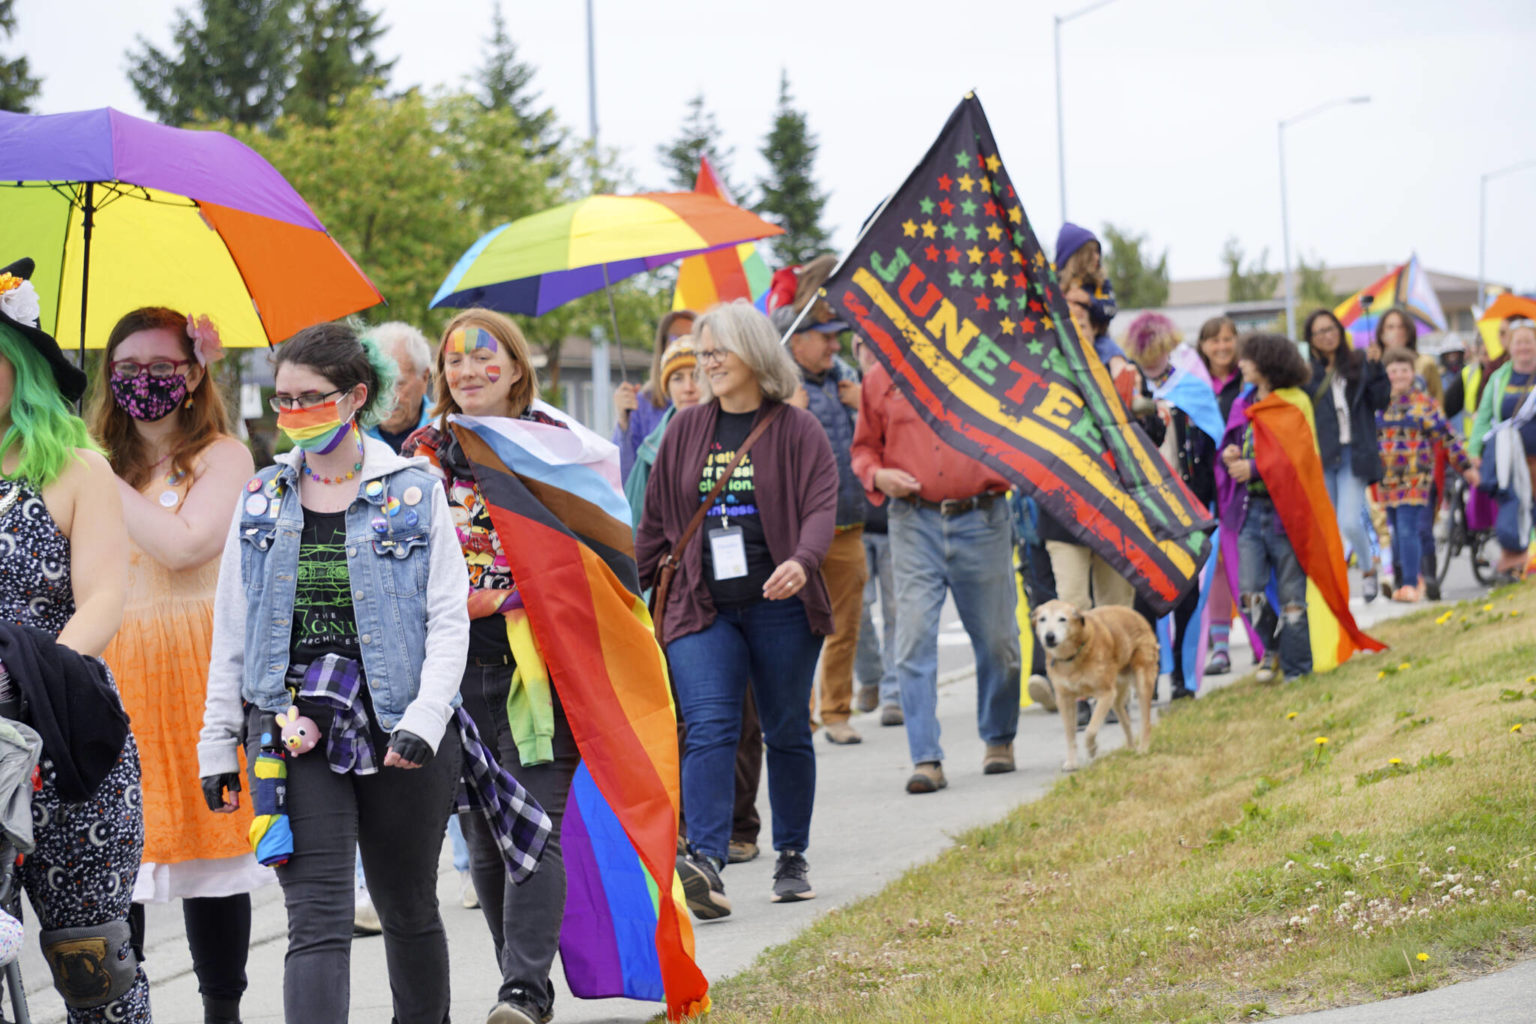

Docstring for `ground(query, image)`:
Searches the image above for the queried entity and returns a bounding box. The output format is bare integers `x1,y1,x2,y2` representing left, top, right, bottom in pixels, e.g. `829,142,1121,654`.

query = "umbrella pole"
77,181,95,365
600,263,628,384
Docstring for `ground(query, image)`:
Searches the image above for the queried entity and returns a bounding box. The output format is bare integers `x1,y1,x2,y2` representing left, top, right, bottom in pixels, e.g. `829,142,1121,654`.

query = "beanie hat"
1054,222,1098,270
658,340,696,385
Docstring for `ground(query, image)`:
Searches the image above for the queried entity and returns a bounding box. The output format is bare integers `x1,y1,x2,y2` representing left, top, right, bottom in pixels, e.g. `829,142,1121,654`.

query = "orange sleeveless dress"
102,467,272,902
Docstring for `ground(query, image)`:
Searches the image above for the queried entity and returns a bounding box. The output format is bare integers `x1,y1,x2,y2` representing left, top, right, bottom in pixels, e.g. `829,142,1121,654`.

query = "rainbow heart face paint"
277,400,355,453
484,364,501,382
445,326,498,355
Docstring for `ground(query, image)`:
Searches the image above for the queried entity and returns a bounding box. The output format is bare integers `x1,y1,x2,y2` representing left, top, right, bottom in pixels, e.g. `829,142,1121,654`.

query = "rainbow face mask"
277,400,355,453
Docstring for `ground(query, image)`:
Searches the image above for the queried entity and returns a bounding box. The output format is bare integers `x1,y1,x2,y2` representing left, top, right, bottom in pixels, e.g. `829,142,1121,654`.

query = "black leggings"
128,894,250,1001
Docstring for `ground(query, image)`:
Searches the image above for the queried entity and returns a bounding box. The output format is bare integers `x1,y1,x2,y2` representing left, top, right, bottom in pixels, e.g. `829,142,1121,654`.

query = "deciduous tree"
1224,236,1281,303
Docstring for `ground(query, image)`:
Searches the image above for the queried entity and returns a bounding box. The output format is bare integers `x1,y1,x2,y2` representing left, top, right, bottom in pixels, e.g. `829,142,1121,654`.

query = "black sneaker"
487,986,549,1024
676,846,732,920
771,851,815,903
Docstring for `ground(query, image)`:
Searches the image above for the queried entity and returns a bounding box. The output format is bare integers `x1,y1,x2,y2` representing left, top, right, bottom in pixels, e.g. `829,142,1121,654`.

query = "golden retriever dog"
1032,599,1159,771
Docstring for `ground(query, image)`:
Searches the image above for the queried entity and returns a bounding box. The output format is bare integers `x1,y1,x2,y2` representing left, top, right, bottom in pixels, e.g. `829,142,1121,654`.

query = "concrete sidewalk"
12,560,1517,1022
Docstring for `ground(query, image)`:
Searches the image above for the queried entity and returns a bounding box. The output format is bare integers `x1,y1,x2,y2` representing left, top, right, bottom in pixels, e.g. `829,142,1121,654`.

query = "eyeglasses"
269,389,344,413
696,347,729,366
1310,324,1340,339
110,358,192,380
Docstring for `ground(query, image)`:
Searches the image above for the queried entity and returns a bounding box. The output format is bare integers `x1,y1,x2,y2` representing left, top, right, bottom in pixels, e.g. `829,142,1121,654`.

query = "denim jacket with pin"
198,435,470,778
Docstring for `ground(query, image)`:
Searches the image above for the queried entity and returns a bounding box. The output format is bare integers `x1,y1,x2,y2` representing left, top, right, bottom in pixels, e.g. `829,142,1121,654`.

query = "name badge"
708,525,748,581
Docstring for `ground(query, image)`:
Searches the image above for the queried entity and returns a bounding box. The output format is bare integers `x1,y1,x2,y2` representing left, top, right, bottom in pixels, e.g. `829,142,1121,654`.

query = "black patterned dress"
0,478,150,1022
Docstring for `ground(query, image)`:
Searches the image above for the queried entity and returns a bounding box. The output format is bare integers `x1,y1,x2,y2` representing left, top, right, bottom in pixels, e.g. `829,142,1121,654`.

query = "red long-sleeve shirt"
850,364,1010,505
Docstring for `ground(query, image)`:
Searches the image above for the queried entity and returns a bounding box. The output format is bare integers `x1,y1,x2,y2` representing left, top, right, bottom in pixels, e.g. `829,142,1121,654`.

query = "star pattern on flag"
902,220,918,238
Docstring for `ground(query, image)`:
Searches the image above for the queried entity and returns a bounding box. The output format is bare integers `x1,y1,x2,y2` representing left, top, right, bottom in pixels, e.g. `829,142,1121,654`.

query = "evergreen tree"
477,1,558,157
1223,236,1281,303
756,71,830,266
286,0,395,126
1101,223,1169,309
128,0,296,127
657,93,740,198
0,1,40,113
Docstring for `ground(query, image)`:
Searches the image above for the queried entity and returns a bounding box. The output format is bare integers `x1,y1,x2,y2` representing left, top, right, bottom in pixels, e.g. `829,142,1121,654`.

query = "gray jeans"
458,662,580,1013
244,709,459,1024
856,531,899,707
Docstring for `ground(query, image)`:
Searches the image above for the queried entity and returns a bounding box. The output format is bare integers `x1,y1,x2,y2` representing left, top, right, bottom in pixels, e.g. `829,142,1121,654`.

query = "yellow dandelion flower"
1513,723,1525,734
1389,758,1402,765
1416,952,1429,962
1377,670,1387,680
1286,711,1298,720
1513,610,1523,617
1315,737,1329,746
1398,662,1411,671
1482,603,1494,612
1526,676,1536,684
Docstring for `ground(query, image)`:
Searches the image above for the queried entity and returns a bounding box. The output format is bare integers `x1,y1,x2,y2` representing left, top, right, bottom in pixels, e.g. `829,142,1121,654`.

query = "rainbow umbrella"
0,107,382,353
431,192,782,315
670,157,772,312
1333,254,1446,347
1476,293,1536,360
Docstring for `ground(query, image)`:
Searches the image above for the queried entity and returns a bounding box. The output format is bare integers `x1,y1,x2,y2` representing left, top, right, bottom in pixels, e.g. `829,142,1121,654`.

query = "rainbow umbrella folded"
431,192,782,315
671,157,772,312
0,107,383,352
1333,254,1446,348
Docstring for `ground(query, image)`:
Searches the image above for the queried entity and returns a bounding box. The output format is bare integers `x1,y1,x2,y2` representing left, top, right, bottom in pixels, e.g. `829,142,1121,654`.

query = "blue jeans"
1388,503,1427,587
666,599,823,864
1322,449,1375,574
856,532,899,708
1238,496,1311,677
888,498,1021,766
447,814,470,873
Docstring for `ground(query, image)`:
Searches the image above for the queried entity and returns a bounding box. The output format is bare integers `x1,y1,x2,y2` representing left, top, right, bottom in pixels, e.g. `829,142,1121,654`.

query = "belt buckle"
939,497,964,516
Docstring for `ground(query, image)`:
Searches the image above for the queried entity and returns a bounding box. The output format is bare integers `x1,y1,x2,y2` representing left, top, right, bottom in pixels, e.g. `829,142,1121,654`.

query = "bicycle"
1435,474,1496,591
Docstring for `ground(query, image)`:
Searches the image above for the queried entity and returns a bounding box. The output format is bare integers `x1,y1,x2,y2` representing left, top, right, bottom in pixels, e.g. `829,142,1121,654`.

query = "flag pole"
775,191,898,346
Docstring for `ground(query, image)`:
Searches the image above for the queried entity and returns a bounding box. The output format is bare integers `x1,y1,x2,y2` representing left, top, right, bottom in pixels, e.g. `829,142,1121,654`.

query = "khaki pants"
1045,540,1133,610
812,526,869,724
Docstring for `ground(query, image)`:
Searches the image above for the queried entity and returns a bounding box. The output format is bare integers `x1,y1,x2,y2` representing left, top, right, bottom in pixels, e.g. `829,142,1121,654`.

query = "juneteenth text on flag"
823,92,1213,614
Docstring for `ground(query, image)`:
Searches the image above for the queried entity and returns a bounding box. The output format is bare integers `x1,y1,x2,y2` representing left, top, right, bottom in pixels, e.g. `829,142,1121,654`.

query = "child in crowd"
1376,347,1479,602
1056,223,1150,413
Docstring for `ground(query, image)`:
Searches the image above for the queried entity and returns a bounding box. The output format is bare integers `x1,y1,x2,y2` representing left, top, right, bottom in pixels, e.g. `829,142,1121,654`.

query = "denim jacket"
198,435,470,777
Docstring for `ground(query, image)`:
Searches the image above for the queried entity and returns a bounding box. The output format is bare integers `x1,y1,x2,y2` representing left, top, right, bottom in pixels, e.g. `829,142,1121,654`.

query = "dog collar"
1048,647,1082,664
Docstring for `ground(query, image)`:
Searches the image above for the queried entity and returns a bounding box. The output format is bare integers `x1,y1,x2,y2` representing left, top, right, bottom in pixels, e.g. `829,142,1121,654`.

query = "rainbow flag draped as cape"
671,156,771,312
1216,387,1384,671
448,407,708,1021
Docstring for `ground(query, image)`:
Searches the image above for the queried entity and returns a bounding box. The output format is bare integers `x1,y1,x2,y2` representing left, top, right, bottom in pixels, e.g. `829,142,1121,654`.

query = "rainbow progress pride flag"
448,408,708,1021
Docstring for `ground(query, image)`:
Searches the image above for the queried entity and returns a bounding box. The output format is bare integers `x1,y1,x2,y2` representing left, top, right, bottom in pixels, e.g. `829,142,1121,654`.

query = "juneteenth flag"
447,409,708,1021
822,93,1212,613
672,156,772,312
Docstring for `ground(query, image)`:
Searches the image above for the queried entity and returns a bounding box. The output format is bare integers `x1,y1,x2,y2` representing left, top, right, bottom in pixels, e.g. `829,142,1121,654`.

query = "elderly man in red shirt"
851,364,1021,793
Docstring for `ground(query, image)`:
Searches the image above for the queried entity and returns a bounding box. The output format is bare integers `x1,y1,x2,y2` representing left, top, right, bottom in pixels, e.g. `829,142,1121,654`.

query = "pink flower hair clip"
187,314,225,366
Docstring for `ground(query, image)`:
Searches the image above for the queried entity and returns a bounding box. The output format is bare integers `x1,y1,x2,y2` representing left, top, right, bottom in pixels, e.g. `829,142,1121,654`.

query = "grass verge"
708,585,1536,1023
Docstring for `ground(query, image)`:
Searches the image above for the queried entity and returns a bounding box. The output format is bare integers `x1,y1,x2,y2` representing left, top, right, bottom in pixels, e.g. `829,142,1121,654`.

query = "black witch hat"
0,258,87,404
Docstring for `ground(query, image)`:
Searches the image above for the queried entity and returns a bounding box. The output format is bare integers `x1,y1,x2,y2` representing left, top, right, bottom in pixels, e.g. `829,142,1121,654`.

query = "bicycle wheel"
1470,531,1497,584
1434,481,1464,590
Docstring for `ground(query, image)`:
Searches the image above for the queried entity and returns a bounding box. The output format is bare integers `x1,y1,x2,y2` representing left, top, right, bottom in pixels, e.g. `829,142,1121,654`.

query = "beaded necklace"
301,431,364,485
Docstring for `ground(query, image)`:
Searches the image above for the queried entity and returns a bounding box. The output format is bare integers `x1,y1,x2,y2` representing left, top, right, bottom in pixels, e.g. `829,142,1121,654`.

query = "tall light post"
1479,159,1536,309
1279,95,1370,339
1054,0,1121,227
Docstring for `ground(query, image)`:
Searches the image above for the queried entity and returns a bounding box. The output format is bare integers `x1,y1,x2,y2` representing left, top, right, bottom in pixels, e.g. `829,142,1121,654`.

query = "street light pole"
1278,95,1371,340
1478,158,1536,309
1053,0,1122,228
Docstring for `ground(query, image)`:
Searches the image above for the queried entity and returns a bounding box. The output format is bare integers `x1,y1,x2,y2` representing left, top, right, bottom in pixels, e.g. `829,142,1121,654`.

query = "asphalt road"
10,549,1525,1023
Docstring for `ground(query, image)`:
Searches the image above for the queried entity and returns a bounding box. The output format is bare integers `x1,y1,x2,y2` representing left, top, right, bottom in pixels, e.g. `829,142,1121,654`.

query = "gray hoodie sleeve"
390,481,470,752
198,507,248,778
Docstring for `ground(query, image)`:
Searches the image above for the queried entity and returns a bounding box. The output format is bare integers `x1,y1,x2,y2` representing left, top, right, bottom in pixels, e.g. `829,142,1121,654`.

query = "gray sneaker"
879,704,904,726
1027,674,1057,712
771,851,815,903
676,847,732,920
1255,652,1280,685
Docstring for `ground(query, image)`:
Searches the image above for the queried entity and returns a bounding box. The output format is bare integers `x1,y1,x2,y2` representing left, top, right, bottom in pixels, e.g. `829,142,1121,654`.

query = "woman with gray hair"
636,300,837,914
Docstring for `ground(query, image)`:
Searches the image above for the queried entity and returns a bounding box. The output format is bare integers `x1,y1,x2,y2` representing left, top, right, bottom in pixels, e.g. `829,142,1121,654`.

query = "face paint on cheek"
445,326,499,355
485,364,501,382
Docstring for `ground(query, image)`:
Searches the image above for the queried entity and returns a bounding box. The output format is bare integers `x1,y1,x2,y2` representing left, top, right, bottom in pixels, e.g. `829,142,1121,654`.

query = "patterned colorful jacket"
1375,389,1470,506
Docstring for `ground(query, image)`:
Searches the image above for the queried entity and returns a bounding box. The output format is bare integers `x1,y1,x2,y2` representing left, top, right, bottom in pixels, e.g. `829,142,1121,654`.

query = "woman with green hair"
0,257,150,1021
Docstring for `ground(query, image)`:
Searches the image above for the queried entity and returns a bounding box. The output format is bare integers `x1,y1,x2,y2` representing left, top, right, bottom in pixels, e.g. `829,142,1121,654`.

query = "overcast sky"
16,0,1536,293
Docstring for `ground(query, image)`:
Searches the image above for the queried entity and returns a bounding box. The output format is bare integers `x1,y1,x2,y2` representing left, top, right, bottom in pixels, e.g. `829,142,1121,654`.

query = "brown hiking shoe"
905,761,947,794
823,721,862,745
982,743,1016,775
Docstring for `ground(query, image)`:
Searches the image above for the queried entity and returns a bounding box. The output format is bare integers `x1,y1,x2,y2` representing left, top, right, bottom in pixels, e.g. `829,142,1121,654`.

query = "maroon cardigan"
636,399,838,647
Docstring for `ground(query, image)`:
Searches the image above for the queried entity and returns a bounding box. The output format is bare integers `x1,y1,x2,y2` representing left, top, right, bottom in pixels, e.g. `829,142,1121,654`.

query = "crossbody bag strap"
662,403,785,572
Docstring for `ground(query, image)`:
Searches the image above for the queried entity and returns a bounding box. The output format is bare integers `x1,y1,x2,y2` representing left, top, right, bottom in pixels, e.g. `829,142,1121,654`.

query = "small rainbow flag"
447,409,708,1021
671,156,771,312
1333,255,1447,348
